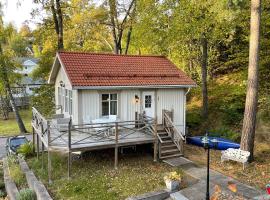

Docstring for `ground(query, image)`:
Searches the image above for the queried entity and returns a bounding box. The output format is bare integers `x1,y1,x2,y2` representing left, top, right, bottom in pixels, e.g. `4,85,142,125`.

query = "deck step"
160,153,183,159
161,149,180,154
160,137,171,141
161,140,174,144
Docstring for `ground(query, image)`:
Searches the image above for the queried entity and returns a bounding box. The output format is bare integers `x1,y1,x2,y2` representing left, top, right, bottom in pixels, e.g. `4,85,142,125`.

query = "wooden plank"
36,133,39,159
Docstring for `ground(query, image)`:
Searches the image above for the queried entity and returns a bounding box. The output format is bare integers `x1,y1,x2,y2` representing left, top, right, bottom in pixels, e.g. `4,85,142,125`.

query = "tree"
240,0,261,161
0,21,27,133
107,0,136,54
33,0,64,50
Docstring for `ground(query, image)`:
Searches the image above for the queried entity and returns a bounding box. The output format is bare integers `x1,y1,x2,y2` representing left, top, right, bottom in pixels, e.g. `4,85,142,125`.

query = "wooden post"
135,111,138,128
36,134,39,159
41,143,44,169
32,110,35,154
153,118,158,162
68,118,72,180
47,120,52,184
162,109,164,128
171,108,174,122
114,122,119,170
32,127,35,154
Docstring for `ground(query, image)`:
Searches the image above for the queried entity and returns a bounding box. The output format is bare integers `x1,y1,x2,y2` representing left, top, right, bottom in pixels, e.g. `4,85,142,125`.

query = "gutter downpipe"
183,87,191,138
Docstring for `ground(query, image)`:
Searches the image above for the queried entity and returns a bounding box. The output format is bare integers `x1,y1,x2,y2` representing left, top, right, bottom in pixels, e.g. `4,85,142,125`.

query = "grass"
0,161,7,199
27,148,192,200
7,156,28,190
0,109,32,136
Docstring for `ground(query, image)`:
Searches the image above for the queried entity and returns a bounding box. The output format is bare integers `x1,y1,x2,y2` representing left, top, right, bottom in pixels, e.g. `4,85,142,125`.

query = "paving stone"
164,157,266,199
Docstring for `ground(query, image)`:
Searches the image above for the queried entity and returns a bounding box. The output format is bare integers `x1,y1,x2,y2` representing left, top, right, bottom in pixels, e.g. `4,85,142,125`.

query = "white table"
91,116,119,137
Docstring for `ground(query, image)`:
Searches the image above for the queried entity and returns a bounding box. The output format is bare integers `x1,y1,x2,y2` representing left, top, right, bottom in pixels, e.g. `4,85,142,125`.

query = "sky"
2,0,40,30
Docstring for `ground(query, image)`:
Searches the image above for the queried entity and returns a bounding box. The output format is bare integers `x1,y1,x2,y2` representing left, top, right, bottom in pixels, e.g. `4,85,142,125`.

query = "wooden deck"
31,107,158,181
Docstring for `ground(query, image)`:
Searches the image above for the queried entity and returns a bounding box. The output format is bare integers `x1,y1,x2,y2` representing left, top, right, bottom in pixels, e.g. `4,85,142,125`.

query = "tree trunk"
51,0,64,50
201,37,208,119
240,0,261,162
5,79,27,133
125,26,132,55
0,45,26,133
55,0,64,50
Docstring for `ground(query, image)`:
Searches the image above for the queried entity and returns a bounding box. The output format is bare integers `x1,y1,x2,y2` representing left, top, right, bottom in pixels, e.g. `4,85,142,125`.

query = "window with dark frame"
101,93,117,116
145,95,152,108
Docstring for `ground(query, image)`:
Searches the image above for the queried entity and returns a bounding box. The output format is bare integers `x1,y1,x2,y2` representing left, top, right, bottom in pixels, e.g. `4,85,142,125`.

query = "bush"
9,165,25,188
208,127,241,142
0,180,5,189
7,155,18,165
186,111,202,129
31,85,55,117
17,142,34,158
0,190,6,198
16,188,36,200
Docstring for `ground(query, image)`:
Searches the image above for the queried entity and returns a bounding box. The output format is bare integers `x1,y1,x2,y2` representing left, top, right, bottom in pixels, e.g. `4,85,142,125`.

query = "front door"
142,91,155,118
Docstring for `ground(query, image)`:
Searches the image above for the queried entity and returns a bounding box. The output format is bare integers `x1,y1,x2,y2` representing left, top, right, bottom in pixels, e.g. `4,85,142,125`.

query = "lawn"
0,109,32,136
27,148,191,200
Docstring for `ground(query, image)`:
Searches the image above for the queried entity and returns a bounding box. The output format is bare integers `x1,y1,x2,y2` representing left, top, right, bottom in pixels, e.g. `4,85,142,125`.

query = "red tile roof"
57,51,196,87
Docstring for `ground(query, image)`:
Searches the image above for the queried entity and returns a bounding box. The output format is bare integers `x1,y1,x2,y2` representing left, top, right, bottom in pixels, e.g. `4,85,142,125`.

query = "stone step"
170,192,189,200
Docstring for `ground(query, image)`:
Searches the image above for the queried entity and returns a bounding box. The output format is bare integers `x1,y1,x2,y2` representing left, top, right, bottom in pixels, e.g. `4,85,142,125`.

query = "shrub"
17,142,34,158
16,188,36,200
0,190,6,198
9,165,25,188
7,155,18,165
209,127,241,142
0,180,5,189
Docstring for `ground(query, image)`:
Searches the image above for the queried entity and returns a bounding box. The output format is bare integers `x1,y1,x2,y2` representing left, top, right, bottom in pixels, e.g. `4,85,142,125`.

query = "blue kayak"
186,136,240,150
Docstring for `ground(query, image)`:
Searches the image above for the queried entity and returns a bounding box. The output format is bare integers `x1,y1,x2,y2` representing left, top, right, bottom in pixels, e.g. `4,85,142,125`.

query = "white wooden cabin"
48,52,195,136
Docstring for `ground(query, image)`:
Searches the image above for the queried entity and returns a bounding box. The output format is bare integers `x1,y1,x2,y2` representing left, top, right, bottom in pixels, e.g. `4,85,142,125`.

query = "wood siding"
120,90,140,121
156,89,185,134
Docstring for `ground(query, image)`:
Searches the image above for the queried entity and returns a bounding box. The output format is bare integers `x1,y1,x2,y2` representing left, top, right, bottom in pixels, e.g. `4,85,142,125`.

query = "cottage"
31,52,195,179
48,52,195,136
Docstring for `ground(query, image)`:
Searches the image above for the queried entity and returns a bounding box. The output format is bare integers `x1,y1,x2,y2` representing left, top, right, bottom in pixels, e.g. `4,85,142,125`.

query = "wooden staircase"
157,109,185,160
158,130,184,159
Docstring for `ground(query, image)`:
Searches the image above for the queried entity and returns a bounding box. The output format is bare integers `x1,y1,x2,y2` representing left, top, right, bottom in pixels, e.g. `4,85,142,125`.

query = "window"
65,89,68,112
102,93,117,116
69,90,72,115
145,95,152,108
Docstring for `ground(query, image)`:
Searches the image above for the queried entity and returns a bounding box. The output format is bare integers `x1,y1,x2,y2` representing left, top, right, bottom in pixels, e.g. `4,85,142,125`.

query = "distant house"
48,52,196,136
14,57,43,96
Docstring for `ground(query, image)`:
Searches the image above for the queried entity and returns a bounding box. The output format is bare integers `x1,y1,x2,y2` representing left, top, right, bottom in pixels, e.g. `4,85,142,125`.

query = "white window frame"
101,93,118,116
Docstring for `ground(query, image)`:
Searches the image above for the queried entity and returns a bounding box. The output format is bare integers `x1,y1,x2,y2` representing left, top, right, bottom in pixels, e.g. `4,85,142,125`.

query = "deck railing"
32,107,156,150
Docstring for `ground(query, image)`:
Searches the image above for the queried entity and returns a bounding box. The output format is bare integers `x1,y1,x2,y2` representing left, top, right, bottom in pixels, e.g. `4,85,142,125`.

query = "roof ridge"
57,51,166,58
